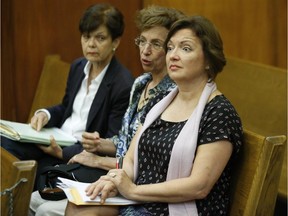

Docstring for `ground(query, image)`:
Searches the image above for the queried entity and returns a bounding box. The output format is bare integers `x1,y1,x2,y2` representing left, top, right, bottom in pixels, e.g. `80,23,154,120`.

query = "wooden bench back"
1,147,37,216
229,129,286,215
217,57,287,199
28,55,70,121
217,57,287,136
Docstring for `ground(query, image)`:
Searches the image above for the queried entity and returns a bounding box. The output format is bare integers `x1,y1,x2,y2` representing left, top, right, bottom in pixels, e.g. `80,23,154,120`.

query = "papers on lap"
57,177,139,206
0,119,77,147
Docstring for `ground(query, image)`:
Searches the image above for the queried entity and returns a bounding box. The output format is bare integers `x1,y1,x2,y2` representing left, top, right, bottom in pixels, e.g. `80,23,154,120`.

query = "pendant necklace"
138,81,151,111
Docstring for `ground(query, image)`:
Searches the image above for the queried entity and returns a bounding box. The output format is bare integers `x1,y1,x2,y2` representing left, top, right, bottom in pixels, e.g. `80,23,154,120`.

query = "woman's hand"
68,150,100,167
30,111,48,131
38,136,63,159
81,132,102,153
86,169,136,203
85,176,118,204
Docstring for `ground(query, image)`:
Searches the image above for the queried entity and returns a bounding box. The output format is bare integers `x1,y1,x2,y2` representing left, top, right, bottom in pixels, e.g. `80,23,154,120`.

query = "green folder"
0,119,77,147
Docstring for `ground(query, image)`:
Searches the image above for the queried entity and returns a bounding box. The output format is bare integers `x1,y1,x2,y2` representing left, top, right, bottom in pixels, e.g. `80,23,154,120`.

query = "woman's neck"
137,70,167,112
149,70,167,88
90,54,113,77
87,60,109,89
90,65,102,79
177,78,208,102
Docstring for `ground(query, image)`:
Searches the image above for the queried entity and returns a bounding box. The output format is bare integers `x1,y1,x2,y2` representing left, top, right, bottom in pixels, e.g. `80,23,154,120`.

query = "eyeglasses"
134,37,164,51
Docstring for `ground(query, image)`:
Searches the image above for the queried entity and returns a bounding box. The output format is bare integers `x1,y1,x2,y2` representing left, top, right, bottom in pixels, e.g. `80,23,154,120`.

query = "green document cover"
0,119,77,147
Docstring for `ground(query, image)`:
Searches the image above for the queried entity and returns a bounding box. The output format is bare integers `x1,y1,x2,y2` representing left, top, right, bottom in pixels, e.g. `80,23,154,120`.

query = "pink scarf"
133,82,217,216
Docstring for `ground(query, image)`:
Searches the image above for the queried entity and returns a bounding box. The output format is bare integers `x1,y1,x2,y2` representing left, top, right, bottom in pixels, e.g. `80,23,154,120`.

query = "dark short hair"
79,3,124,40
135,5,185,32
165,15,226,80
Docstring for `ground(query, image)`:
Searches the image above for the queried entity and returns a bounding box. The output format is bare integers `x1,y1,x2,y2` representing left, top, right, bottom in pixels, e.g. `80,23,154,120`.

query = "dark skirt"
119,205,153,216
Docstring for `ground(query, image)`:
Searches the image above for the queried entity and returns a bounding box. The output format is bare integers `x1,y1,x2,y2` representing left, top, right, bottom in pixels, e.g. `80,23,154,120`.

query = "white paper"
57,177,139,205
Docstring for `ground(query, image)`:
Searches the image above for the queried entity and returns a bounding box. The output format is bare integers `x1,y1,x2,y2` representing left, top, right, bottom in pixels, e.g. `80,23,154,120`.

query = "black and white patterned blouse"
121,94,243,216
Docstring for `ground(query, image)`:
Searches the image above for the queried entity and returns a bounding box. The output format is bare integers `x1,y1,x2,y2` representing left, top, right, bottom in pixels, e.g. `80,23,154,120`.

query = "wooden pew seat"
217,57,287,203
28,55,70,120
217,56,287,136
229,129,286,215
1,55,69,215
1,147,37,216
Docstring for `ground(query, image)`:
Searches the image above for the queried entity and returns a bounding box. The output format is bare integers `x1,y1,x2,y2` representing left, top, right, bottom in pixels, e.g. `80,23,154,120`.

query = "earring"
112,47,116,52
205,65,210,70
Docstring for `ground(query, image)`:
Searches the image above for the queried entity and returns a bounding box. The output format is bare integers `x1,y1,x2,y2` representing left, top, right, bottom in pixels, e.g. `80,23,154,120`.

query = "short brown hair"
79,3,124,40
135,5,185,32
165,15,226,81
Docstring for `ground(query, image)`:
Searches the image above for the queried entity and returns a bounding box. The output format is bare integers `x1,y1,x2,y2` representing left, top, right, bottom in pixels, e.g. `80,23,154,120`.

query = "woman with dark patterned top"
65,15,243,216
30,5,184,216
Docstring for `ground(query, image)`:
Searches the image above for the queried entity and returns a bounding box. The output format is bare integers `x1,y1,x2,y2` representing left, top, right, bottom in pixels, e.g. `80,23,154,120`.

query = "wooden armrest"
1,147,37,216
229,129,286,215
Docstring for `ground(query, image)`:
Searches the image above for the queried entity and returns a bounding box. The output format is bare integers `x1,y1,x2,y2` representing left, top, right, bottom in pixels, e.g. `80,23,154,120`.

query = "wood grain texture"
1,148,37,216
144,0,287,68
217,56,287,212
1,0,142,122
217,57,287,136
229,130,286,216
27,55,70,121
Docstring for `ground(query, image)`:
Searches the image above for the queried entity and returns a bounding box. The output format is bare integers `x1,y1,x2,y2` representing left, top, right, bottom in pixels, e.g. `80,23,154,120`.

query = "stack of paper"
0,119,77,147
57,177,139,206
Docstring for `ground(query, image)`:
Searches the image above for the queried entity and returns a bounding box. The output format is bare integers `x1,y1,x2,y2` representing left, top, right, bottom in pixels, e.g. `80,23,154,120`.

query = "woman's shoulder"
206,94,239,115
103,58,134,86
155,75,176,92
200,94,243,153
67,57,87,78
71,57,87,67
110,57,134,78
134,72,152,83
202,94,243,131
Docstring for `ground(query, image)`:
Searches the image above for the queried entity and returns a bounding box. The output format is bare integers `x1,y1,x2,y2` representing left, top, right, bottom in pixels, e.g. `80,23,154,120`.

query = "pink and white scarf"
133,82,217,216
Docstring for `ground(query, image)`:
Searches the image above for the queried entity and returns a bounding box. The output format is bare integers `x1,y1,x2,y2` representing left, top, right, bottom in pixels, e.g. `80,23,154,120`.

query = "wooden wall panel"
1,0,17,121
144,0,287,69
1,0,142,122
2,0,286,123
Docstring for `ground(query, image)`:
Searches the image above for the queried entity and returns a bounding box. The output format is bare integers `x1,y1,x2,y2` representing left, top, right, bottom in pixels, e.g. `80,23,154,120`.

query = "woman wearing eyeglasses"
66,14,243,216
66,6,185,175
29,5,185,216
64,5,185,216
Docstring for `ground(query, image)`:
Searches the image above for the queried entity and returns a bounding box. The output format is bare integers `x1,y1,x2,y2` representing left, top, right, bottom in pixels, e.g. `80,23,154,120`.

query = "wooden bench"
217,56,287,212
1,147,37,216
229,129,286,215
1,55,69,215
217,56,287,137
1,55,70,216
20,55,286,214
28,55,70,120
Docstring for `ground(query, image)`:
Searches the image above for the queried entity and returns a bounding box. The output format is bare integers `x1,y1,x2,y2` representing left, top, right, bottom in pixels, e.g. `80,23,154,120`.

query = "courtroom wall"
1,0,286,123
144,0,287,69
1,0,142,122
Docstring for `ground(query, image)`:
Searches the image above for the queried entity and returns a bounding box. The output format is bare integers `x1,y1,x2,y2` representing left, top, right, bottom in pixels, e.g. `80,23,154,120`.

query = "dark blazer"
45,56,134,161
